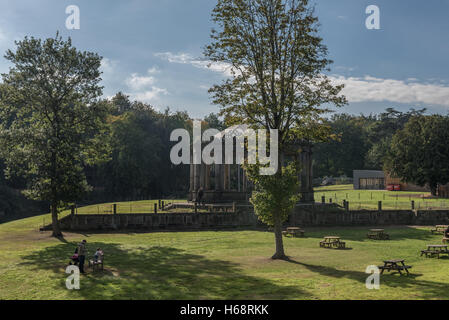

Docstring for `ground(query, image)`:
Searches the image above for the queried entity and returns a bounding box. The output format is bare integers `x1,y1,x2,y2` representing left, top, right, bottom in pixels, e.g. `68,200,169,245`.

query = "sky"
0,0,448,118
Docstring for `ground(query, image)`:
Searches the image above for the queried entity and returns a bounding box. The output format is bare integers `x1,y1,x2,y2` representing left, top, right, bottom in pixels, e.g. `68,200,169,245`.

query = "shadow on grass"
286,259,449,299
304,226,440,242
19,242,307,300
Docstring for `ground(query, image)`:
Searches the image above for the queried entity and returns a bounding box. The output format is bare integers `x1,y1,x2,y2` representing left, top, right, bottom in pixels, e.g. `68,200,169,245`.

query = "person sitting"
69,247,79,266
94,248,103,262
196,187,204,205
444,226,449,238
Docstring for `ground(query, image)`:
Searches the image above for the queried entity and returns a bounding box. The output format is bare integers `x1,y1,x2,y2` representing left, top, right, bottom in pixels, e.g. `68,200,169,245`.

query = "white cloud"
125,73,155,91
133,87,168,102
330,75,449,108
147,66,160,74
100,58,118,77
156,51,449,109
124,68,168,103
155,52,238,77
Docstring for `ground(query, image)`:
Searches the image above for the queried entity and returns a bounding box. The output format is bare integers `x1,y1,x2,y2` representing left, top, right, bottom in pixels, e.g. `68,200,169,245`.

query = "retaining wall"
42,206,449,231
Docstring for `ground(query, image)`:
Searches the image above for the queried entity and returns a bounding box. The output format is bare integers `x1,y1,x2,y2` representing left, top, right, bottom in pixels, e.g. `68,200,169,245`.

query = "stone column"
228,165,232,190
299,145,314,203
194,164,201,193
237,166,241,192
200,163,206,189
189,163,194,199
205,165,211,190
215,164,222,191
224,165,229,191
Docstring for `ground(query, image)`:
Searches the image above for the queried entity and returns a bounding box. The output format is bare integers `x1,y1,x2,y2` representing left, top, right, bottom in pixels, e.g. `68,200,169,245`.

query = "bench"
378,259,412,275
431,225,448,234
88,255,104,271
283,228,305,238
443,238,449,244
319,240,345,249
378,265,412,274
421,249,449,259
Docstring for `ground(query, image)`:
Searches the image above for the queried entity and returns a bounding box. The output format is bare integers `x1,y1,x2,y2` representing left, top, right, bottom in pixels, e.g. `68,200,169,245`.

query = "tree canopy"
0,34,109,236
385,115,449,195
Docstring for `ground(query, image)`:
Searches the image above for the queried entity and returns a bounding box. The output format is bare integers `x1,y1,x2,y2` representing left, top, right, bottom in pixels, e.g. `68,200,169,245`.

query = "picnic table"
367,229,390,240
282,227,305,238
421,245,449,259
319,236,346,249
88,254,104,271
431,225,448,234
378,259,412,275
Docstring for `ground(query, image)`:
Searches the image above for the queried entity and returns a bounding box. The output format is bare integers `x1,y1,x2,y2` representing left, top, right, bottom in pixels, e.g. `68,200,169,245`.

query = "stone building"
187,126,314,203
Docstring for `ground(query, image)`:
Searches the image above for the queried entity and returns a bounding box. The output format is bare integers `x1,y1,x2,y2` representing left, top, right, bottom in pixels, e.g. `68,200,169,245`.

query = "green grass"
74,199,188,214
1,211,449,300
314,184,449,210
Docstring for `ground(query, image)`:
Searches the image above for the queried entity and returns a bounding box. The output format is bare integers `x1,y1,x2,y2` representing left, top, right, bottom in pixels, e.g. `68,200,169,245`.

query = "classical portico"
187,126,314,204
188,163,249,203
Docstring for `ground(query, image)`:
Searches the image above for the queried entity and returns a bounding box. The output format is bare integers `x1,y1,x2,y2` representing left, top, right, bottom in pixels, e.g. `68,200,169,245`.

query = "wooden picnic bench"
282,227,305,238
319,236,346,249
88,254,104,272
420,245,449,259
431,225,448,235
443,237,449,244
367,229,390,240
378,259,412,275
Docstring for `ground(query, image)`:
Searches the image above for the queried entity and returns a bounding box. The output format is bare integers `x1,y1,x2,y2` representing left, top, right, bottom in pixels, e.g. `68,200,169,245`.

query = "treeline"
313,107,427,178
80,93,193,202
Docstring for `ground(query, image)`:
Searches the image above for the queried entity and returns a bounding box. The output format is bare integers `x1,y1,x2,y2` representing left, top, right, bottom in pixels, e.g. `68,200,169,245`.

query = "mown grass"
1,211,449,300
314,184,449,210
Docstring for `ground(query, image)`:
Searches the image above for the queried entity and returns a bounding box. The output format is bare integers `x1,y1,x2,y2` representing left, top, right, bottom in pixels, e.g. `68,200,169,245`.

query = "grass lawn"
314,184,449,210
1,211,449,300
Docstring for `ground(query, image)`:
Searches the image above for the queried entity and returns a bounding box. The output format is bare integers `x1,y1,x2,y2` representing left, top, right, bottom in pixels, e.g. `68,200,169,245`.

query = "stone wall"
42,205,449,231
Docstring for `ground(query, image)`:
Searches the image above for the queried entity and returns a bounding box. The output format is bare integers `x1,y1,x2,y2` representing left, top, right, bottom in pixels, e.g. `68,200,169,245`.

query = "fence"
314,189,449,211
73,200,237,215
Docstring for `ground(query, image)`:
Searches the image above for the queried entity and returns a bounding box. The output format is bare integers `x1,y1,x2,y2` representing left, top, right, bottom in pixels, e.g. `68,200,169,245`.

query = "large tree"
0,34,110,237
205,0,346,259
385,115,449,196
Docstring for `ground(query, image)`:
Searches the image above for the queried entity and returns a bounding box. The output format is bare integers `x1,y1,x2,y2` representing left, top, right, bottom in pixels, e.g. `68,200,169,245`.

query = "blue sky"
0,0,448,118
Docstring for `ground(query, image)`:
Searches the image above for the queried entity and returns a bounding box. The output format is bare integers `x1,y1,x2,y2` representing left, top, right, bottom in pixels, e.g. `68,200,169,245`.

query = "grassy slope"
1,210,449,300
314,184,449,210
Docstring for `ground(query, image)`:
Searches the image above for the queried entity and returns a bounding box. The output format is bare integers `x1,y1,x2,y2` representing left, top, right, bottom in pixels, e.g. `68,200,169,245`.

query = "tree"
385,115,449,196
246,162,299,231
313,114,370,177
205,0,346,259
364,108,426,169
0,34,110,237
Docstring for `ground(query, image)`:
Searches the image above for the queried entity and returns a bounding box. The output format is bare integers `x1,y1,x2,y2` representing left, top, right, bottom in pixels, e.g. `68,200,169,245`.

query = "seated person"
445,226,449,238
94,248,103,262
69,247,79,266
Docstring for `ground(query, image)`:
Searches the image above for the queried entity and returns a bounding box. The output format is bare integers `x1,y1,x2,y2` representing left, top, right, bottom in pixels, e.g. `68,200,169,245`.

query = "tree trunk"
271,213,286,260
430,182,438,197
271,151,287,260
51,202,63,238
